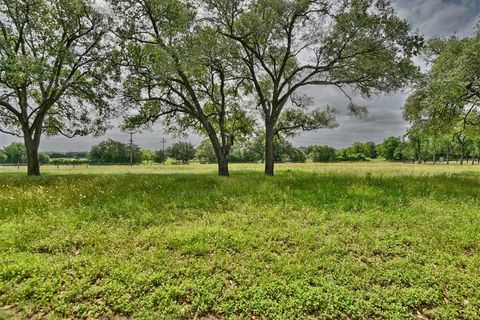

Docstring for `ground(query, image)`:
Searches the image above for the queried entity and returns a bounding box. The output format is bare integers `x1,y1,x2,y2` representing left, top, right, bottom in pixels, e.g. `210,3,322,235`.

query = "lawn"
1,163,480,319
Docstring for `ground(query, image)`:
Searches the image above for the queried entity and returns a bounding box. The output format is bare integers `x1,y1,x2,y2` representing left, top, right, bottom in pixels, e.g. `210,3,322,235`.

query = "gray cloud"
1,0,479,151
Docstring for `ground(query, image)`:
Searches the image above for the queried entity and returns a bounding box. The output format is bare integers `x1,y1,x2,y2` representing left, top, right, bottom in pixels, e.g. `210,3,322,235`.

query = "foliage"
154,150,167,164
0,142,50,164
229,136,306,163
168,142,196,163
89,139,142,164
310,145,337,163
405,35,480,135
47,152,89,159
0,142,26,163
38,153,50,165
141,149,155,164
50,159,90,166
1,165,480,318
378,137,402,161
230,137,264,163
196,140,217,164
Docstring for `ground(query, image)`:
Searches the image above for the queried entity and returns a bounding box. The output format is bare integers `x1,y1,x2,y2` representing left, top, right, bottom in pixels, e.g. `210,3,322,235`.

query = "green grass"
1,163,480,319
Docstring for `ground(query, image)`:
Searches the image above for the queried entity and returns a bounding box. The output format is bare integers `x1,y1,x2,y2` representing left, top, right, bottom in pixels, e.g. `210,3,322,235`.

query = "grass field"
1,163,480,319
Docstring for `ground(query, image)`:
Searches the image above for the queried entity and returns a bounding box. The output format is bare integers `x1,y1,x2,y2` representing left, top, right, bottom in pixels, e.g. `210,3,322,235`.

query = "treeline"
3,134,478,166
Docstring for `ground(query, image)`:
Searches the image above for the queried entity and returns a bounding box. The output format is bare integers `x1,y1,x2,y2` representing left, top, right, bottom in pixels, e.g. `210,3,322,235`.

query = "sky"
1,0,479,151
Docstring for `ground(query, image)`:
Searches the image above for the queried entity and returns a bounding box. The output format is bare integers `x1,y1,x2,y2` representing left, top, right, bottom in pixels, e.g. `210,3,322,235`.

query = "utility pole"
160,138,166,151
129,132,134,166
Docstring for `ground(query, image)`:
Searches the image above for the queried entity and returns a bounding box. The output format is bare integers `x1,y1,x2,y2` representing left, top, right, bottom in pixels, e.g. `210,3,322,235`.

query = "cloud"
395,0,479,37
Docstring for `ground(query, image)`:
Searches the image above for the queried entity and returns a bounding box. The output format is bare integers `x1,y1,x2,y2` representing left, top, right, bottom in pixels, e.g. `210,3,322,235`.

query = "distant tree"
288,148,307,163
154,150,167,164
229,140,263,163
349,142,365,155
89,139,142,164
364,142,378,159
38,153,50,165
142,149,155,164
0,151,6,163
310,146,337,163
378,137,402,161
2,142,27,163
273,139,294,163
0,0,116,175
196,140,217,164
393,140,413,163
168,142,196,163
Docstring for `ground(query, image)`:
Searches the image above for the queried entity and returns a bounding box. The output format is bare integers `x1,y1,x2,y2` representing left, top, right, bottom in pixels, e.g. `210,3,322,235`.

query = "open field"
1,163,480,319
2,161,480,177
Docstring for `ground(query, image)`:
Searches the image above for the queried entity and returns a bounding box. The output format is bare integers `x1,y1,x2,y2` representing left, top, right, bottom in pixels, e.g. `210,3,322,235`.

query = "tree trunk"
217,157,229,176
208,134,230,176
264,124,275,176
24,136,40,176
460,144,465,165
446,147,450,165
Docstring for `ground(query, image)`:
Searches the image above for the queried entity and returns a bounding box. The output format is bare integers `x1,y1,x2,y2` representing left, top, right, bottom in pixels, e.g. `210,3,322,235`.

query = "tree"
310,145,336,163
1,142,26,163
0,0,116,175
288,148,307,163
271,138,305,163
113,0,254,176
38,153,50,164
89,139,142,164
154,149,167,164
205,0,422,175
168,142,196,163
142,149,155,164
378,137,401,161
404,34,480,162
229,138,263,163
196,140,217,164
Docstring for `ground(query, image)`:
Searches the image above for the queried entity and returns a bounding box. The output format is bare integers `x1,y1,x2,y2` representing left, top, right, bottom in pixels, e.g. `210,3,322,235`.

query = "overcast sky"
1,0,479,151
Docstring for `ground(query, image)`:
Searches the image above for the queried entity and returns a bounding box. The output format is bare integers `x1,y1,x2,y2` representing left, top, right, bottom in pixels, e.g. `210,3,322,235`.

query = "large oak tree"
113,0,254,176
0,0,116,175
205,0,422,175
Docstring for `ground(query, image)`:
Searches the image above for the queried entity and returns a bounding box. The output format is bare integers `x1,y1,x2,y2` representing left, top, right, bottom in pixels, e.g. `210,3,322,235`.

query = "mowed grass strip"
0,167,479,319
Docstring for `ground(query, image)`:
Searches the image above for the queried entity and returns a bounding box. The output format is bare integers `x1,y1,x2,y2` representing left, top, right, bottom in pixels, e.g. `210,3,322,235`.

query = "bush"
38,153,50,164
310,145,337,162
168,142,196,163
288,148,307,163
154,150,167,164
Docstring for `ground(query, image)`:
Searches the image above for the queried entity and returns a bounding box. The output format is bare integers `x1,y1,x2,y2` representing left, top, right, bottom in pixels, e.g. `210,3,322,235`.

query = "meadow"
0,162,480,319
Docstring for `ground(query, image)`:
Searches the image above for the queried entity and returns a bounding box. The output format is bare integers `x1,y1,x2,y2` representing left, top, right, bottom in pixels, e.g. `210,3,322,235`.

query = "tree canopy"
204,0,422,175
0,0,116,175
112,0,254,176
